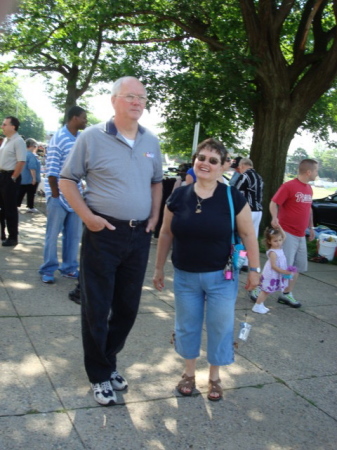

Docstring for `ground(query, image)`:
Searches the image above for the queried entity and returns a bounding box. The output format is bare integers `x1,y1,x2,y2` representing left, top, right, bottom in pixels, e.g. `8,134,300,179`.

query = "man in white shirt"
0,116,26,246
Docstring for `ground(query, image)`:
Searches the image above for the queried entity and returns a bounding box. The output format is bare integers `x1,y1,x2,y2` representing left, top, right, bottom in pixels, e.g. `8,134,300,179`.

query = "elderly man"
60,76,163,406
0,116,26,246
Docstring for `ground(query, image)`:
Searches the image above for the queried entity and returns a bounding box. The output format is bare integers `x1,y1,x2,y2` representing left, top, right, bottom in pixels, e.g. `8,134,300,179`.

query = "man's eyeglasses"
196,154,220,165
116,94,147,105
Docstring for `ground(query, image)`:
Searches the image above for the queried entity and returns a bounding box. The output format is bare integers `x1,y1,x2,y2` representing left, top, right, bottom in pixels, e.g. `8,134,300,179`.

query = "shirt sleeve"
231,185,247,215
25,153,34,169
151,140,163,184
234,173,247,191
16,139,27,162
272,183,288,206
60,134,87,182
46,144,62,178
166,186,181,212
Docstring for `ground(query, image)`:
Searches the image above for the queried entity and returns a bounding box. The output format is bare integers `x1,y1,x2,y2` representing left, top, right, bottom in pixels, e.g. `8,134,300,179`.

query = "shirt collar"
6,131,19,141
104,119,145,136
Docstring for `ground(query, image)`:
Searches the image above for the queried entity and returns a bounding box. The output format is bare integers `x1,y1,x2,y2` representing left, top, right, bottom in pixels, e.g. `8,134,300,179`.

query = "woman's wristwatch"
249,267,261,273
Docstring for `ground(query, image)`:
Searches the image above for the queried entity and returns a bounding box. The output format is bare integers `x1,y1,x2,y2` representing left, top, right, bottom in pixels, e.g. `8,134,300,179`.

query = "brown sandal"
176,373,196,396
207,378,223,401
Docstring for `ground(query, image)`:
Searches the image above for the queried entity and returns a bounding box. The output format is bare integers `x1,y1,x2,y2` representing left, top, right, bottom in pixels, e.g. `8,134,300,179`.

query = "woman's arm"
153,206,174,291
30,169,37,185
236,203,261,290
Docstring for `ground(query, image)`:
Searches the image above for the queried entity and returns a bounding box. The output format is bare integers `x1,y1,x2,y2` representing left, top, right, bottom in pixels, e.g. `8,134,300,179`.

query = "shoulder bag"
227,185,247,270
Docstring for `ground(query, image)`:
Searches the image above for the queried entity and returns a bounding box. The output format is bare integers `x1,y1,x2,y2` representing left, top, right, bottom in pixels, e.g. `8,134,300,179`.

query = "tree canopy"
0,0,159,120
314,146,337,179
0,74,45,141
2,0,337,226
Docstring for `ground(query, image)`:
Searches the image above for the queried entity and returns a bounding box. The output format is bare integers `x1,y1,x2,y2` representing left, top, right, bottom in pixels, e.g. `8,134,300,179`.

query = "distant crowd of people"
0,76,318,406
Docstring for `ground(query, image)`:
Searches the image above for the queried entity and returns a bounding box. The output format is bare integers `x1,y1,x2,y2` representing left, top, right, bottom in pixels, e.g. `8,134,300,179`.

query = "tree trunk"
250,98,300,232
238,0,337,233
63,78,80,124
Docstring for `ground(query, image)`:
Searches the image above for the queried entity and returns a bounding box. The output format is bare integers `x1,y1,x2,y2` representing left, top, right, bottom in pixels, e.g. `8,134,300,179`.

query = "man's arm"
269,200,280,228
236,203,261,291
146,182,162,233
48,176,59,198
11,161,25,180
59,179,115,232
308,208,315,241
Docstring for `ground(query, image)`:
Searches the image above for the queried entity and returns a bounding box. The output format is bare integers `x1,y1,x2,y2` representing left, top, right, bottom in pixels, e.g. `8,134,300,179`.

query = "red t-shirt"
272,178,313,237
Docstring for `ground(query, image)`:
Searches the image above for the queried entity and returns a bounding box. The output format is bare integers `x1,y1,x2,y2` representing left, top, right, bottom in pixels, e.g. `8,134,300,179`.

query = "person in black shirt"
235,157,263,234
153,138,260,401
234,158,264,271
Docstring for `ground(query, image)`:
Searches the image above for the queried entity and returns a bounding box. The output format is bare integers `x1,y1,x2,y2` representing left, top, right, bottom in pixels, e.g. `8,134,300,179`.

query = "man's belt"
91,210,148,228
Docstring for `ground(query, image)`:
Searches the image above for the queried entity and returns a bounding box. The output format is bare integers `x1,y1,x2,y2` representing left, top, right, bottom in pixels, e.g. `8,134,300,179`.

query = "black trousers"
17,183,38,209
80,215,151,383
0,172,21,240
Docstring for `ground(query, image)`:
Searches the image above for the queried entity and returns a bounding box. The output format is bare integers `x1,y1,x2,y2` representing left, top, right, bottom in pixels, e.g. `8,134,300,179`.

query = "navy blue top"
167,183,246,272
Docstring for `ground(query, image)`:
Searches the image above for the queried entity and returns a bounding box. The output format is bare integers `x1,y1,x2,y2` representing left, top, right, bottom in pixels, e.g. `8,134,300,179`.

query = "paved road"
0,201,336,449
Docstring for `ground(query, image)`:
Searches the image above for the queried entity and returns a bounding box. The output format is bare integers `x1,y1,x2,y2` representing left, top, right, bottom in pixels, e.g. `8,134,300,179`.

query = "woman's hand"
244,271,260,291
153,268,165,291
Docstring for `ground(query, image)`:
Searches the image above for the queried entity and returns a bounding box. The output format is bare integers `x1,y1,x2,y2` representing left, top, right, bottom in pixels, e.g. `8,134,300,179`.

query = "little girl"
252,227,294,314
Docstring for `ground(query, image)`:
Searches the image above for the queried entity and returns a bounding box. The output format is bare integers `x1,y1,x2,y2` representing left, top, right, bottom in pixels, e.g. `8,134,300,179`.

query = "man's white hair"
111,77,147,96
239,157,253,168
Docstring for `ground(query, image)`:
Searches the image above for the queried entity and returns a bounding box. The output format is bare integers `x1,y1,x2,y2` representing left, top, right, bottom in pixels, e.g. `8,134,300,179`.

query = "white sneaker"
91,380,116,406
252,303,270,314
27,208,39,213
110,371,128,391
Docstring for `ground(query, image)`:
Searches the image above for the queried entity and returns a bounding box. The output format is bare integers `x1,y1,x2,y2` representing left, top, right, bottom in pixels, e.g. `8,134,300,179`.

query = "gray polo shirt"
60,120,163,220
0,132,27,170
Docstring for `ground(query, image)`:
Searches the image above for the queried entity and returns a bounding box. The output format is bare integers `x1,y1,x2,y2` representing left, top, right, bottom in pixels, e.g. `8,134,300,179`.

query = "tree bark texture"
239,0,337,229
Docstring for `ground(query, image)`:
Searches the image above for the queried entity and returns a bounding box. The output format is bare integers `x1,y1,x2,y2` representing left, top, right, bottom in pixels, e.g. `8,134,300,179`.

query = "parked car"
312,192,337,230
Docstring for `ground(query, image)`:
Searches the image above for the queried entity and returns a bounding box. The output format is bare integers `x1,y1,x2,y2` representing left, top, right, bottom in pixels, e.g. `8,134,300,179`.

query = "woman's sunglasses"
196,154,230,165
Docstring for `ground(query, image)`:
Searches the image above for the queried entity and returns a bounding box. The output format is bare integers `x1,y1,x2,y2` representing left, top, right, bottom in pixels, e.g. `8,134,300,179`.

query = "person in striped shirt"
39,106,87,284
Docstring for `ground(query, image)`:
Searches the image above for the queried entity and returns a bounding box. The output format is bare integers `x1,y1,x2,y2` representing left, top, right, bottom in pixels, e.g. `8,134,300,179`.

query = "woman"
153,138,260,401
17,138,41,212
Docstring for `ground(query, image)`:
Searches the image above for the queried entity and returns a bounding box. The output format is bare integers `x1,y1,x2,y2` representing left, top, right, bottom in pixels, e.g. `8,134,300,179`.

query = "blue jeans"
80,216,152,383
39,197,82,275
173,268,239,366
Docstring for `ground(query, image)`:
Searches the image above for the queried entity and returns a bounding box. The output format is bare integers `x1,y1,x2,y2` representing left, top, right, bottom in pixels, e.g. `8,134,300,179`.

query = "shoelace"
99,381,111,393
111,371,122,381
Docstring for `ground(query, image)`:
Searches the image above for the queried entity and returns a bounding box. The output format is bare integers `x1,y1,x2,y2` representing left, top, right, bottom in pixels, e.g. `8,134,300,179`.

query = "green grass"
312,186,336,199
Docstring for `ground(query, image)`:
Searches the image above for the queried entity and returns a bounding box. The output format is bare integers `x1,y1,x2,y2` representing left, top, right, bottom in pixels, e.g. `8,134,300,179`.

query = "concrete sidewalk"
0,201,336,449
